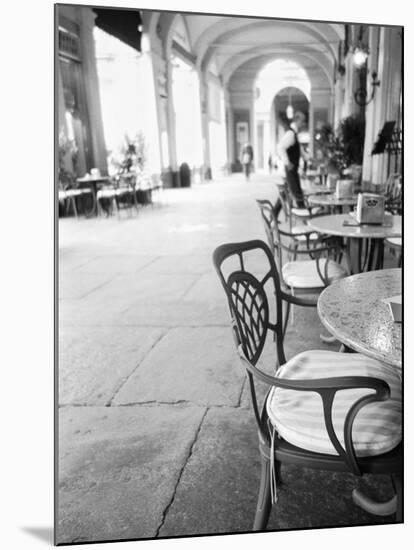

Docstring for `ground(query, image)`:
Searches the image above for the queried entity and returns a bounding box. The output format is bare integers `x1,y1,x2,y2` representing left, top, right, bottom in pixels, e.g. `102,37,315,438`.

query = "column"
308,100,315,157
361,26,380,183
78,7,108,174
226,97,234,172
201,73,212,179
369,27,402,186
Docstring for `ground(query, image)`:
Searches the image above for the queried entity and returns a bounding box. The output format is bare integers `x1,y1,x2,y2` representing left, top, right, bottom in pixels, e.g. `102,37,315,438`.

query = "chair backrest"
385,173,402,209
213,240,286,369
213,239,287,436
256,199,287,276
276,181,292,222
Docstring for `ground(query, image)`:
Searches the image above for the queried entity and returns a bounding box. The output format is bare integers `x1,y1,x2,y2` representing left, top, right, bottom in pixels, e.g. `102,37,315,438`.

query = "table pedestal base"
352,489,397,516
348,238,385,273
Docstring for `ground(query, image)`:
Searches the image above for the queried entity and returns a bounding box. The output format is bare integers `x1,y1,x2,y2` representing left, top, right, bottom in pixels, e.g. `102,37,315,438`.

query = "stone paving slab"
58,251,98,272
139,254,212,276
90,272,198,303
182,272,226,304
57,405,206,544
158,408,392,538
117,301,229,327
113,327,245,407
59,295,137,327
59,272,117,300
59,326,165,405
159,407,261,537
73,254,158,275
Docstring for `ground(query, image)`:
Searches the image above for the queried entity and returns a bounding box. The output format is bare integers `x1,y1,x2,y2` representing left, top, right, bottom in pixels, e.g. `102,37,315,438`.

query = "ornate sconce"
352,25,381,106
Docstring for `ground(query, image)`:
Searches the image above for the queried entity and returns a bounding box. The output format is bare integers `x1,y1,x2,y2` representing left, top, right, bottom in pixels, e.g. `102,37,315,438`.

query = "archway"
254,59,311,172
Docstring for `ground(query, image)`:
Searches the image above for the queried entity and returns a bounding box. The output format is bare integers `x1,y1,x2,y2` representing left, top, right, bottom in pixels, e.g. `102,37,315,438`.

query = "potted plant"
314,116,365,186
58,131,78,187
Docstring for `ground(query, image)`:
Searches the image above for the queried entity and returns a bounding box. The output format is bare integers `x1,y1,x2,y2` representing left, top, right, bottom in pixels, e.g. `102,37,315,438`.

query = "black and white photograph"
54,2,404,545
3,1,410,549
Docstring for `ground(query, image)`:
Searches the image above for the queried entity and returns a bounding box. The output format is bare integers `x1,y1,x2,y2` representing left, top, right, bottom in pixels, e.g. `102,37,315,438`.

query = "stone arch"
198,19,342,74
227,51,332,96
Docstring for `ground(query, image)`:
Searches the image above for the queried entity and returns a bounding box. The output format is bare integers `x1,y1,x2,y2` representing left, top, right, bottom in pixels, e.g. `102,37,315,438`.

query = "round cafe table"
318,268,402,368
307,193,358,213
301,181,333,196
76,175,113,216
307,213,402,273
318,268,402,516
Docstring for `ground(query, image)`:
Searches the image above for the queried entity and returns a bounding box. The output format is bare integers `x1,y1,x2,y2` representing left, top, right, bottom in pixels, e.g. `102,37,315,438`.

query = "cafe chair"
97,175,137,217
385,237,402,267
58,176,93,218
114,173,139,215
275,180,322,229
212,239,402,530
256,199,349,335
384,173,402,215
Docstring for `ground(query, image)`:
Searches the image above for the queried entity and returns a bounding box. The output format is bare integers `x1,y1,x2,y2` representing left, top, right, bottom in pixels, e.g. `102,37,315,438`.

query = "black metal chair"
58,173,94,218
212,239,402,530
384,173,402,215
256,199,349,335
274,180,322,228
97,174,137,217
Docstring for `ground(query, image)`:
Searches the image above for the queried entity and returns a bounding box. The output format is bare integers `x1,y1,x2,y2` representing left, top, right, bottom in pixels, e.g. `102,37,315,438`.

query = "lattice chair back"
213,240,287,433
256,200,287,277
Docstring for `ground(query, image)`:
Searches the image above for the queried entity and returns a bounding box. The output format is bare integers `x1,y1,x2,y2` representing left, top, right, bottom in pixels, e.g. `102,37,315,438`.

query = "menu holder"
335,179,354,199
355,193,385,224
382,294,402,323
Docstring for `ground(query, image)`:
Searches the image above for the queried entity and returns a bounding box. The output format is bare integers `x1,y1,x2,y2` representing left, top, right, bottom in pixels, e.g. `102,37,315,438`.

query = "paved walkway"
58,173,396,544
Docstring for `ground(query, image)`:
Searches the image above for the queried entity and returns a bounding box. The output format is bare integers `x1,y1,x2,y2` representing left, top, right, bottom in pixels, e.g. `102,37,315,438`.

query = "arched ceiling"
148,12,344,93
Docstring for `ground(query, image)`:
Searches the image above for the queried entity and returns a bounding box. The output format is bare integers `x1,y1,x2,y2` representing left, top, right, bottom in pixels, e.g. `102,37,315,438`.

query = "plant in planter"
58,131,78,186
315,115,365,180
108,131,147,175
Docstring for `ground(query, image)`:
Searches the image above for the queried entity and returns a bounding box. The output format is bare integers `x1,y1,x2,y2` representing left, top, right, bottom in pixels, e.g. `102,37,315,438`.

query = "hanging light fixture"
286,88,294,119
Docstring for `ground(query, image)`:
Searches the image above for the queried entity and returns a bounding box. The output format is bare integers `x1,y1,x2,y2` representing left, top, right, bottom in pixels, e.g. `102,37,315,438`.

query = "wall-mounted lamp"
354,70,380,106
352,26,380,106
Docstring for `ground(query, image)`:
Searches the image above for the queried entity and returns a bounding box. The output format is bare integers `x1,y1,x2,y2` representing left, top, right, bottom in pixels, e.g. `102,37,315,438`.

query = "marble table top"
307,213,402,239
318,269,402,368
301,181,333,196
307,194,358,206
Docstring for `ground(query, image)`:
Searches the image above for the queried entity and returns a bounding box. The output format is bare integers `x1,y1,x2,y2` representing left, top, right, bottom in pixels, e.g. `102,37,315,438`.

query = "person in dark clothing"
277,111,307,208
241,143,254,180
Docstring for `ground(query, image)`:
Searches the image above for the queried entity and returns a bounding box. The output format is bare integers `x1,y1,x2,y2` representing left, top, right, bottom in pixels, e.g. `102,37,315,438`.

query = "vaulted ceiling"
147,11,345,93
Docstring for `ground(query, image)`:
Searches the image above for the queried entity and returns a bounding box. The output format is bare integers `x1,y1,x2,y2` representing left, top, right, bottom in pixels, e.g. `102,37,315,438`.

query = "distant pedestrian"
241,143,254,181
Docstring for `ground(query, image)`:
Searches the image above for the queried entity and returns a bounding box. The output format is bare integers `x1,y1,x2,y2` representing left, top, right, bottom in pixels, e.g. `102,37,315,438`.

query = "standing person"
241,142,254,181
277,110,307,207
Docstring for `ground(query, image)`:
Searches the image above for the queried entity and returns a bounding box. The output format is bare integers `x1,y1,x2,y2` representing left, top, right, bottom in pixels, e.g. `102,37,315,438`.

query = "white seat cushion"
293,232,320,242
386,237,401,247
64,189,84,197
267,350,402,457
97,188,117,198
282,259,347,288
291,207,321,217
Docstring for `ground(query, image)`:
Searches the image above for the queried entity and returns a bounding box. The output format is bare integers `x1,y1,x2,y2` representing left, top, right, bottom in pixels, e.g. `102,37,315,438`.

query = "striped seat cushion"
291,207,321,217
282,259,347,288
266,350,402,457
